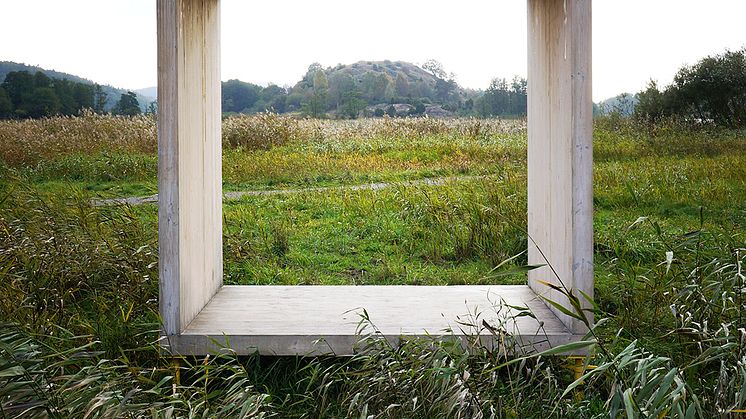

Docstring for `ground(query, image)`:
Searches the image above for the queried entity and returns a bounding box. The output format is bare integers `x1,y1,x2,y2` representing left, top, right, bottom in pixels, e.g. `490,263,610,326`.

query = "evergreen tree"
113,91,141,116
0,88,12,118
27,87,60,118
93,84,108,113
73,83,95,111
1,71,34,108
222,79,261,113
146,101,158,115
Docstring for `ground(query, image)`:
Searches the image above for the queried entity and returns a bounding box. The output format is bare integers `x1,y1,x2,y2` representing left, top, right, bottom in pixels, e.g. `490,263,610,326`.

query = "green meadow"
0,114,744,416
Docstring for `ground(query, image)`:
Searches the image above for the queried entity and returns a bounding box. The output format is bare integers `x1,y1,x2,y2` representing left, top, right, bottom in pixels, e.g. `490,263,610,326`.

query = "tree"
340,90,365,119
222,79,261,113
302,70,328,117
53,79,78,115
93,84,108,113
0,88,12,118
635,81,667,123
1,71,34,108
145,101,158,115
422,59,447,79
435,77,457,104
408,99,425,116
373,73,390,103
635,48,746,127
303,63,324,85
27,87,61,118
395,72,410,98
328,73,355,109
313,69,328,92
0,70,97,119
259,84,288,113
360,72,389,103
672,49,746,126
33,71,52,89
72,83,95,112
476,76,528,117
113,91,141,116
509,76,527,115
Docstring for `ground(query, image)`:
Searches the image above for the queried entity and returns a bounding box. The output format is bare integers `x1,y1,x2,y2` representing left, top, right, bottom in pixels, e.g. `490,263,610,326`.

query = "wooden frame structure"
158,0,593,356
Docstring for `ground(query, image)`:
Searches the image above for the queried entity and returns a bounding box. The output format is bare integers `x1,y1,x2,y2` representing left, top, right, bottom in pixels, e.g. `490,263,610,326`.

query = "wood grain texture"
527,0,593,334
164,286,585,356
157,0,222,336
156,0,593,356
157,0,180,336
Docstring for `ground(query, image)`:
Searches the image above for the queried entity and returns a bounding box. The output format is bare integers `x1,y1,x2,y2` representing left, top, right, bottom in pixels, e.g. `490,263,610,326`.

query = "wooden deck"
164,285,583,356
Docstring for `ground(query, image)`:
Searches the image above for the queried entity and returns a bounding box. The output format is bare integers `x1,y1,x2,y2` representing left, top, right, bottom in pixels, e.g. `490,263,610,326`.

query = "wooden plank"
164,286,585,356
526,0,593,334
157,0,180,336
157,0,222,336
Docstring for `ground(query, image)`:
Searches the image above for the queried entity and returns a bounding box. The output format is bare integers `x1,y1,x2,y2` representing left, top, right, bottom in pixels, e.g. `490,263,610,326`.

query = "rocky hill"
287,60,468,116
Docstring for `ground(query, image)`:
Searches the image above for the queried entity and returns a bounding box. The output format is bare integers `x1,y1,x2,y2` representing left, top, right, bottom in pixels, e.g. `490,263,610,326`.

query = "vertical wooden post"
158,0,222,336
527,0,593,334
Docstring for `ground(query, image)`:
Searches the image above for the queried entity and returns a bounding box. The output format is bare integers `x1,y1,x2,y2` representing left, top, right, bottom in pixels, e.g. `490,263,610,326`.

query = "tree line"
0,71,146,119
5,48,743,125
0,62,527,120
636,48,746,127
222,59,527,119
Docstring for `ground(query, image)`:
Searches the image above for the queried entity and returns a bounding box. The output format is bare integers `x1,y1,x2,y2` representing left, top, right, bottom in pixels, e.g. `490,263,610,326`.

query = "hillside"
318,60,461,97
0,61,154,111
1,59,513,118
135,86,157,99
287,60,469,117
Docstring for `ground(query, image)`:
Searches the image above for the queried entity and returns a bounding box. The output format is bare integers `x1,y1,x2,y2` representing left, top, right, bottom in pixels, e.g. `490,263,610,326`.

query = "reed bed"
0,115,744,416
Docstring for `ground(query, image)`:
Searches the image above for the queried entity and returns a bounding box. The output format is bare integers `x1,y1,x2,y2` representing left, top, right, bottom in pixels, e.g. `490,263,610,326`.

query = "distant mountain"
597,93,638,117
135,86,157,100
0,61,155,111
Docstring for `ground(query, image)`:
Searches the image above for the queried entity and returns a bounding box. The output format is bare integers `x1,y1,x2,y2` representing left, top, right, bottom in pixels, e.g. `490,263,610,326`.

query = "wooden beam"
158,0,222,336
527,0,593,334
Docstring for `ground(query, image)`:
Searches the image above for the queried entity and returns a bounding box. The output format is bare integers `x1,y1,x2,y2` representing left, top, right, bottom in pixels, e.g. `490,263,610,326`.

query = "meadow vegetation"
0,114,744,417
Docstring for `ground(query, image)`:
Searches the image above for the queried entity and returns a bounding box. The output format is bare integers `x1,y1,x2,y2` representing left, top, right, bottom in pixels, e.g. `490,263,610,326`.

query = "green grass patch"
0,117,744,416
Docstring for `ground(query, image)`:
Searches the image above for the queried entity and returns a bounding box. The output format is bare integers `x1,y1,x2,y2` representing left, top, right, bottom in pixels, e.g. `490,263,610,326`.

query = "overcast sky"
2,1,745,101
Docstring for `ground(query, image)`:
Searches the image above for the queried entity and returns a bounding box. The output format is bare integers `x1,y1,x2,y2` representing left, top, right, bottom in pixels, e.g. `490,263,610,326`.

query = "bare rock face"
392,104,414,116
423,105,453,118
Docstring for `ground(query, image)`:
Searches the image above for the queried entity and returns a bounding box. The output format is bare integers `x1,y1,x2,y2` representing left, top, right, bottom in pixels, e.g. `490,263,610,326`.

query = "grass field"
1,114,744,417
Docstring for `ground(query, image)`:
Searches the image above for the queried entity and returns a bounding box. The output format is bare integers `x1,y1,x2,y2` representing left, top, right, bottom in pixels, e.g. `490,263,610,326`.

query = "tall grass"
0,111,156,167
0,179,158,358
0,112,525,169
1,113,527,194
0,115,745,416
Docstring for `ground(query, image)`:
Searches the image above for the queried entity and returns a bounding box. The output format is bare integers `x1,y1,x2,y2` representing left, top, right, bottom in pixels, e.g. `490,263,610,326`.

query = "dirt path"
92,175,490,207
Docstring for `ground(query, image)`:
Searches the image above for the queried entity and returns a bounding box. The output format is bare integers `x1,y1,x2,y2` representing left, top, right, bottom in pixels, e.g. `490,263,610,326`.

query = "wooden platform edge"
162,332,590,357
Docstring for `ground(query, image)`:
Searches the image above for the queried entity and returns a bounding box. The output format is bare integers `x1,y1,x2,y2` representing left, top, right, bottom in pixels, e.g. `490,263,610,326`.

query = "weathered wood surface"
526,0,593,334
156,0,595,355
158,0,223,336
165,285,583,356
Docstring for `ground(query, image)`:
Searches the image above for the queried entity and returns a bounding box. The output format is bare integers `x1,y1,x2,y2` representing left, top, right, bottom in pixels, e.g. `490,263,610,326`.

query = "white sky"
1,1,744,101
